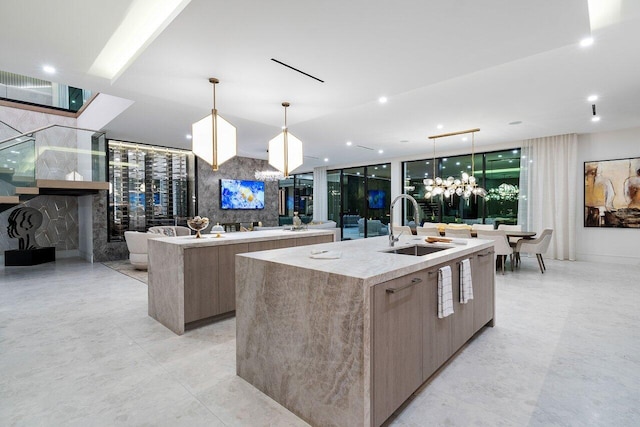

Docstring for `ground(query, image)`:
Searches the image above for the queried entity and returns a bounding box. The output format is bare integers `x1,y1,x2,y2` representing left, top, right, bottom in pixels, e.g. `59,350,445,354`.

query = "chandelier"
424,128,486,200
254,170,284,181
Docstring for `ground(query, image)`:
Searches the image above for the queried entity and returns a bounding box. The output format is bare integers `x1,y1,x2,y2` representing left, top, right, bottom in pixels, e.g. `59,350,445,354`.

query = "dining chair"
472,224,494,231
476,229,514,274
498,224,522,245
392,225,413,236
444,228,472,238
416,226,440,237
514,229,554,273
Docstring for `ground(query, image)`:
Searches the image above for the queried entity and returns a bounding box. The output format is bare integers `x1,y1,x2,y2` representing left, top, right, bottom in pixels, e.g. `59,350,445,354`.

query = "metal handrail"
0,124,105,146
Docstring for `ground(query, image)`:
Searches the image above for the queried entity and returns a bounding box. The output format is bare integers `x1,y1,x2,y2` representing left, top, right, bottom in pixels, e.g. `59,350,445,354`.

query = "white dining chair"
392,225,413,236
472,224,494,231
515,229,554,273
498,224,522,245
444,228,472,238
416,226,440,237
476,229,514,274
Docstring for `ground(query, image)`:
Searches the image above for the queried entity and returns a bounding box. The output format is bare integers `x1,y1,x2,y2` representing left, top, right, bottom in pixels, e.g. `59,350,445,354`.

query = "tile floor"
1,257,639,426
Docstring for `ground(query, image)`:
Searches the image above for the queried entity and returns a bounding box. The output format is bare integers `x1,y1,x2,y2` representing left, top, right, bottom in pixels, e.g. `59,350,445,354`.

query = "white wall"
576,127,640,265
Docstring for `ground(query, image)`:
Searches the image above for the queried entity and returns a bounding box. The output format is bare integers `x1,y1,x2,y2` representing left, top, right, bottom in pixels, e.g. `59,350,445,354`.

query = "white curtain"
313,166,328,221
518,134,577,260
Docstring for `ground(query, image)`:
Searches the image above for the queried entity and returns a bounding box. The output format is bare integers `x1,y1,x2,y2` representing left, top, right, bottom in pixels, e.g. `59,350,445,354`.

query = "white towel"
437,266,454,318
459,258,474,304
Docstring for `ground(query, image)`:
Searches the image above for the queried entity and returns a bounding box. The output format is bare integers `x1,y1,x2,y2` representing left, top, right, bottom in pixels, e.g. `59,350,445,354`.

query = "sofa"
342,215,361,228
124,231,160,270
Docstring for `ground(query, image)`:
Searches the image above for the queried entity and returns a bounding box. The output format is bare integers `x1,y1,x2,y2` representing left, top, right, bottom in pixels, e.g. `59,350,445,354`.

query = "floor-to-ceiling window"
404,149,520,227
327,163,391,240
277,173,313,225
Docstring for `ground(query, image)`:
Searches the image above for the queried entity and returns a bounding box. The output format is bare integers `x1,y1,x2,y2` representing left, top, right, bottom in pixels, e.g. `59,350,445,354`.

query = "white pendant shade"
191,78,236,171
268,129,303,177
192,110,236,170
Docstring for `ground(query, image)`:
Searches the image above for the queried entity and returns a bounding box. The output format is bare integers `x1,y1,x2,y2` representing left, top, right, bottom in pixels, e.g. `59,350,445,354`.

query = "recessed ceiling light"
587,95,598,102
374,167,378,170
443,158,447,162
356,172,360,175
378,149,384,154
455,162,460,166
186,134,192,140
324,158,329,162
43,65,56,74
592,116,601,122
462,137,468,142
346,141,352,146
378,96,387,104
437,124,443,130
580,37,594,47
382,165,387,168
512,149,518,154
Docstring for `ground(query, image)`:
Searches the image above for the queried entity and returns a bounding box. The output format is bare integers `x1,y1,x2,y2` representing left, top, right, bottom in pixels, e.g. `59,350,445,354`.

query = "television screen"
220,179,265,210
368,189,386,209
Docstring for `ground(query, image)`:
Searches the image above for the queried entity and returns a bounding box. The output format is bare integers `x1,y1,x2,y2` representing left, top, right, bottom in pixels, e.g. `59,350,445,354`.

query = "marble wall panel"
91,190,128,262
197,156,279,227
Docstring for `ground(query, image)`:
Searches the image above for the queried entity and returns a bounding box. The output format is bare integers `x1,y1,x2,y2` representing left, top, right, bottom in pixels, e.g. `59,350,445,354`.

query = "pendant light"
192,77,237,171
268,102,303,177
426,128,486,200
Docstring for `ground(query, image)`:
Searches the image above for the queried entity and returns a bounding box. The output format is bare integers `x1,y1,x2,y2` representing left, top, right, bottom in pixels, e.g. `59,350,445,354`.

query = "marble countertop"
147,228,336,249
238,235,494,286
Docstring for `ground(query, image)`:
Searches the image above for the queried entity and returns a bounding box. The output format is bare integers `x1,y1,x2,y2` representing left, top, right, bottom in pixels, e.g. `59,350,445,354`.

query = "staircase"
0,122,108,212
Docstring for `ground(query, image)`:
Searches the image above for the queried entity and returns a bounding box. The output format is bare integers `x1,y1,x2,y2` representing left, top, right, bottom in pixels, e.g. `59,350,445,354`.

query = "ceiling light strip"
270,58,325,83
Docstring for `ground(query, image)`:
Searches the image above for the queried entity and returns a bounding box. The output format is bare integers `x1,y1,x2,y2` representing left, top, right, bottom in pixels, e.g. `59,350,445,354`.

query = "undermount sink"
382,244,448,256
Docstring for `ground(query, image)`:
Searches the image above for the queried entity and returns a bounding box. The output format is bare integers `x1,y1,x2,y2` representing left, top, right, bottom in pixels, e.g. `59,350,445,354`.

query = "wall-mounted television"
368,189,386,209
220,179,265,210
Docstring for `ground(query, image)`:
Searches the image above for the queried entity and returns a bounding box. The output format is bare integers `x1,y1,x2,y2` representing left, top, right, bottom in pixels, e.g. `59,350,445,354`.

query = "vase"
292,212,302,230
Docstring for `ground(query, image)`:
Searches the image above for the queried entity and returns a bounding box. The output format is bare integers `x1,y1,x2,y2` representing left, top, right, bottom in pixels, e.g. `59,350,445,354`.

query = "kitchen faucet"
389,194,420,246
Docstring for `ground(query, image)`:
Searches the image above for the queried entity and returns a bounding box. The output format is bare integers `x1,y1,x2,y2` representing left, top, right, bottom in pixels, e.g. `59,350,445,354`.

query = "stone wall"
196,156,279,228
91,190,128,262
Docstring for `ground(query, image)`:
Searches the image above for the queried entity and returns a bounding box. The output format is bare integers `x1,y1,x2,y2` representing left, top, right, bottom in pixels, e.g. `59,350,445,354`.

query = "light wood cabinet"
218,243,248,314
472,249,495,332
422,266,453,381
372,272,425,427
184,246,219,323
372,251,495,426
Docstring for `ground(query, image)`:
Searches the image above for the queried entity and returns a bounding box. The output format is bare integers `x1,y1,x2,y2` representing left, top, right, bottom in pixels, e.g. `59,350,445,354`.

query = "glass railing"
0,70,92,113
0,124,106,196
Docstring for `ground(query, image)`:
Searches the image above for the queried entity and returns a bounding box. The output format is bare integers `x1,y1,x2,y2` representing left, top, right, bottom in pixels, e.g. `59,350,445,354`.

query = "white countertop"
238,235,494,285
147,228,336,249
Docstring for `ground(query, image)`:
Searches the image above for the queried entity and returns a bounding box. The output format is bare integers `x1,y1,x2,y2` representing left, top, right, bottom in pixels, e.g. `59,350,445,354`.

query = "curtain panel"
518,134,578,260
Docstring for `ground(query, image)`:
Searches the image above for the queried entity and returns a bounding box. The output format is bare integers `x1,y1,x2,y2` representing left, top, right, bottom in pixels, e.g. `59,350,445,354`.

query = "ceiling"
1,0,639,173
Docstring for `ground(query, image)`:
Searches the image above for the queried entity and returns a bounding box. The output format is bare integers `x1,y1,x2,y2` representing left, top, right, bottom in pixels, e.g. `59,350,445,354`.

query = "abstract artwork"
584,157,640,228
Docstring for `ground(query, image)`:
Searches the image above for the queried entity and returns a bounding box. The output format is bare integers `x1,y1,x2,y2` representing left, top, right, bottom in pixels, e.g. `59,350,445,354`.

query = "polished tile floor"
1,257,638,426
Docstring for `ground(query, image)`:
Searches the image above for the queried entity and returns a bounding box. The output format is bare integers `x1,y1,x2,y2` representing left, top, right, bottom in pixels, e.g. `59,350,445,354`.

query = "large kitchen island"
236,235,495,427
147,229,335,334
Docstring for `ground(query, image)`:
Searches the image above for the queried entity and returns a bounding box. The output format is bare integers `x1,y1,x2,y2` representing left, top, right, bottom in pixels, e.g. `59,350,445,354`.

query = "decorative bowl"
187,216,210,238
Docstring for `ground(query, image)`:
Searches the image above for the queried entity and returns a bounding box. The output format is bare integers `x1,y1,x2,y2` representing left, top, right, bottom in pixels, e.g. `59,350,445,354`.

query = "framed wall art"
584,157,640,228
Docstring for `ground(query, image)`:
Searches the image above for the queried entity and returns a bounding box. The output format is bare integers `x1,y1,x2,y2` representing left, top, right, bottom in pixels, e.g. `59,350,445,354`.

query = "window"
277,173,313,225
403,149,520,226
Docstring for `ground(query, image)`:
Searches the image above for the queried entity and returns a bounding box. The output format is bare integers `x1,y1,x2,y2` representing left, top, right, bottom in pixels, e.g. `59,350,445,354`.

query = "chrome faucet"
389,194,420,246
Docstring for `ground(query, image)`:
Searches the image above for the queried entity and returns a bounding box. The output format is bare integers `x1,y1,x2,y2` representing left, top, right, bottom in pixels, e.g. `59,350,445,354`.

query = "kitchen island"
147,229,335,334
236,235,495,427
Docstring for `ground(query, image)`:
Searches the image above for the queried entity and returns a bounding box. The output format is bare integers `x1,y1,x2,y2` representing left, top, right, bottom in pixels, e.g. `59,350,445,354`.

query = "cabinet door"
184,246,219,323
473,249,495,332
248,238,297,252
450,257,475,350
218,243,249,314
422,266,453,381
372,272,425,427
295,235,334,246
